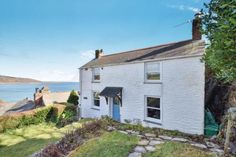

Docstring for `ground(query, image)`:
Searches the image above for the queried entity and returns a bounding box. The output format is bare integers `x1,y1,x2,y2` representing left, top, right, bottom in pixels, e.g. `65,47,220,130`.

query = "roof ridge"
101,39,194,58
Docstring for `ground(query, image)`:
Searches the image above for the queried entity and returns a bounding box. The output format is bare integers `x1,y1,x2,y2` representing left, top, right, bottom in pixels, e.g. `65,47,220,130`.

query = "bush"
67,90,79,105
47,104,66,123
0,105,66,132
57,104,77,127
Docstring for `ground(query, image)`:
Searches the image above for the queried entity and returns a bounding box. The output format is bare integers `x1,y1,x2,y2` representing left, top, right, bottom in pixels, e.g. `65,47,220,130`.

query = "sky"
0,0,208,82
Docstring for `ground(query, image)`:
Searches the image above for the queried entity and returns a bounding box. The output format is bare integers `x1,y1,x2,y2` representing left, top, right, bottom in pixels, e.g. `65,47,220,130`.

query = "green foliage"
0,121,86,157
57,104,77,127
144,142,214,157
67,90,79,105
69,131,139,157
0,105,67,132
202,0,236,83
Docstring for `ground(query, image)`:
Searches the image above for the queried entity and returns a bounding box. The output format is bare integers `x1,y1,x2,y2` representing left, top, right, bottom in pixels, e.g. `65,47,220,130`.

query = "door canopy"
99,87,123,106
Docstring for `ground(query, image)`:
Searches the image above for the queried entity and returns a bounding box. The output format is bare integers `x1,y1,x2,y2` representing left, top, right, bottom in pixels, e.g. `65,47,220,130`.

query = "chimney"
192,12,202,40
95,49,103,59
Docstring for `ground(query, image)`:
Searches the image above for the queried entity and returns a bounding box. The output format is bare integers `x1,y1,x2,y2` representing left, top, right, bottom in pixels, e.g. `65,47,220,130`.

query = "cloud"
168,5,200,13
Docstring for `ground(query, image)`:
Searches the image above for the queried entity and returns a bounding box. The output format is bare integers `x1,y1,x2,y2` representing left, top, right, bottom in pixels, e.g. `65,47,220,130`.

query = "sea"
0,82,79,103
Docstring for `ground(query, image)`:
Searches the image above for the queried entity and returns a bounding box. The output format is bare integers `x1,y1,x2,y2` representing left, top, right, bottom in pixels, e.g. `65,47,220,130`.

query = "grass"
69,131,139,157
0,121,86,157
144,141,214,157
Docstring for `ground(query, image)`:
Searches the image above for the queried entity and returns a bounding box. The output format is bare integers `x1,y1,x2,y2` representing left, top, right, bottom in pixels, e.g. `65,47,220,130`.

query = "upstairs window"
145,96,161,122
93,68,100,82
145,62,161,82
93,92,100,107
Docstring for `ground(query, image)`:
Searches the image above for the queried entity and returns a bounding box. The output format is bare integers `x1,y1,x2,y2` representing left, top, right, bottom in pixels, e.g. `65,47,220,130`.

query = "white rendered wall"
80,56,205,135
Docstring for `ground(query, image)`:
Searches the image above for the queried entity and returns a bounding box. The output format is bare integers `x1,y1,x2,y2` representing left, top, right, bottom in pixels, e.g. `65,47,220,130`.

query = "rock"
172,137,188,142
137,134,145,138
128,152,142,157
209,148,224,156
118,130,128,134
132,131,140,135
190,143,207,149
159,135,172,140
145,146,156,152
138,139,149,146
134,146,146,153
229,142,236,155
149,140,164,146
210,135,217,141
145,133,156,138
107,126,116,131
153,138,163,141
126,130,133,134
206,141,221,149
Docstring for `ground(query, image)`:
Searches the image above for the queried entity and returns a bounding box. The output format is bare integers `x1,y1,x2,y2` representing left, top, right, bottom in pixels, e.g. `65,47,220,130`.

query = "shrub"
47,104,66,123
57,104,77,127
67,90,79,105
0,105,67,132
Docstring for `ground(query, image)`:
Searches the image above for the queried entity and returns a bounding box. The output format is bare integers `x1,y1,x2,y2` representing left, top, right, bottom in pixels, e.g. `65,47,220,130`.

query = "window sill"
92,81,100,83
143,119,162,125
144,81,162,84
91,107,100,111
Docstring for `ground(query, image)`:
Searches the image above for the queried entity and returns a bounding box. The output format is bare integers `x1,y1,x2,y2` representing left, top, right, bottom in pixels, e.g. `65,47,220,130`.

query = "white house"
79,15,205,135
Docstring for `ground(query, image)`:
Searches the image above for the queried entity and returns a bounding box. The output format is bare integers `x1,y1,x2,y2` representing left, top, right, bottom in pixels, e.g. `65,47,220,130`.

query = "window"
145,62,161,81
93,92,100,107
145,96,161,122
93,68,100,82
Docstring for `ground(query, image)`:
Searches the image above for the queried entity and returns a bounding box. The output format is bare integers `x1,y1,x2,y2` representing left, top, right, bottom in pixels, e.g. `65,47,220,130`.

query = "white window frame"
144,95,162,123
92,91,100,109
144,62,162,83
92,67,100,82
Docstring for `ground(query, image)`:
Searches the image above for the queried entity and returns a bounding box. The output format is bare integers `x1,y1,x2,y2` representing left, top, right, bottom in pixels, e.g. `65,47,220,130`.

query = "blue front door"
112,97,120,122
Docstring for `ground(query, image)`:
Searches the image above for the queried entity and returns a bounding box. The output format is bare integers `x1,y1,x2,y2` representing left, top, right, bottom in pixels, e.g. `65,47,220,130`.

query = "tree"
202,0,236,83
67,90,79,105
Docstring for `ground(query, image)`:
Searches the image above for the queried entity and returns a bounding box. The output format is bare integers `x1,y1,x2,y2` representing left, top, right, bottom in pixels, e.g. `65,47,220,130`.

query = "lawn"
69,131,139,157
0,122,84,157
144,141,214,157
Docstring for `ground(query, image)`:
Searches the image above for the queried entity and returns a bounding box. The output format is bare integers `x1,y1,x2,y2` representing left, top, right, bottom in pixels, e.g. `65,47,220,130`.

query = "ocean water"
0,82,79,102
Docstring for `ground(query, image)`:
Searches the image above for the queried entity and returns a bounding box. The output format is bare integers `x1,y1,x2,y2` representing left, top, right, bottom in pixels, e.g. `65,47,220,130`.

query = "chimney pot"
192,13,202,40
95,49,103,59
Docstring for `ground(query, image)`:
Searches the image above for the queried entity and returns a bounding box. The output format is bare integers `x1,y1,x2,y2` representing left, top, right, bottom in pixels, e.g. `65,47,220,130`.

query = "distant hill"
0,75,41,84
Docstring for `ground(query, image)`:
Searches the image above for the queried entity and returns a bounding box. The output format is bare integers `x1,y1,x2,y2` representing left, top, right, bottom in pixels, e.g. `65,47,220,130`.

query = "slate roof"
80,39,205,68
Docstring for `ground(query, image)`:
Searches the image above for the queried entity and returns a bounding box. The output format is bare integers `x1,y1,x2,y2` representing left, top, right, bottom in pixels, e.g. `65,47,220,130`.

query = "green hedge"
0,104,67,133
57,104,77,127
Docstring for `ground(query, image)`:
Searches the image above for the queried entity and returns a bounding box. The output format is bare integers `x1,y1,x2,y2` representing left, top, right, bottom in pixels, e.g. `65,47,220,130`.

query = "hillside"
0,75,41,84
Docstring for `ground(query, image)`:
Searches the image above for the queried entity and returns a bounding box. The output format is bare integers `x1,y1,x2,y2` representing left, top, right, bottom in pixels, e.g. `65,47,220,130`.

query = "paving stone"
138,139,149,146
172,137,188,142
118,130,128,134
137,135,145,138
149,140,164,146
132,131,140,135
190,143,207,149
206,141,220,149
159,135,172,140
153,138,163,141
134,146,146,153
145,146,156,152
145,133,156,138
128,152,142,157
126,130,133,133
